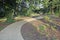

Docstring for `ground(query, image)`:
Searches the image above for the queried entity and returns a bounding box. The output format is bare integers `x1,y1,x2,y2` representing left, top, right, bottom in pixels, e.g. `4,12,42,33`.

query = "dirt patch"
21,22,47,40
39,19,60,40
30,20,45,27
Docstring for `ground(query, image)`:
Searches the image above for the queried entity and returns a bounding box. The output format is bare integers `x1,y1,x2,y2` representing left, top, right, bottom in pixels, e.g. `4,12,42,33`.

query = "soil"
21,22,48,40
40,19,60,40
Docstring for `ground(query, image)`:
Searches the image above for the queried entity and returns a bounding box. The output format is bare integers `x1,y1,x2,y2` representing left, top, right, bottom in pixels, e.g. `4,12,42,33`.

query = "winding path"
0,21,27,40
0,16,60,40
21,23,41,40
0,16,44,40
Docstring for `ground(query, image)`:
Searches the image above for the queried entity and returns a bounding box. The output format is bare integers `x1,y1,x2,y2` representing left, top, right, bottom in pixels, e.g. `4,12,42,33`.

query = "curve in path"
0,16,44,40
21,22,48,40
0,21,27,40
21,22,41,40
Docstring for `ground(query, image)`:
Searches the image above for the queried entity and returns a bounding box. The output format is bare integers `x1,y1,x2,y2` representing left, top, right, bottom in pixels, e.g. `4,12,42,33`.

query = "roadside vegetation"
0,0,60,40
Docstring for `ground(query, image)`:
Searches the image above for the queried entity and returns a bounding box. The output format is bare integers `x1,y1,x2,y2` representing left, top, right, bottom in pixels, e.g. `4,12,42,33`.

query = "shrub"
0,26,4,30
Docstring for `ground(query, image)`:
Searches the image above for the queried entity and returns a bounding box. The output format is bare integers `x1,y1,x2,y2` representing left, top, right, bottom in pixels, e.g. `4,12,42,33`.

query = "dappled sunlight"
0,18,7,22
24,18,37,22
0,0,60,40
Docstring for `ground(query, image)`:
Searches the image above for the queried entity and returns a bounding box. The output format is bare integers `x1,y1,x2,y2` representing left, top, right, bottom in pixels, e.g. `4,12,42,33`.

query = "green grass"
39,25,45,31
6,19,16,24
0,26,4,31
0,19,16,31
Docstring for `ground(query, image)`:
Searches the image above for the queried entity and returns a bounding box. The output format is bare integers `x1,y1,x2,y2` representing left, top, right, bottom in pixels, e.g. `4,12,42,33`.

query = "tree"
41,0,60,15
16,0,41,16
0,0,16,19
0,0,5,18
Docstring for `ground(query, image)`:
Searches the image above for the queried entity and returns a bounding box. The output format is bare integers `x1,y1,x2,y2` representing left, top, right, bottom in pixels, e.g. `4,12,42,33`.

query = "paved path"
0,21,27,40
0,16,44,40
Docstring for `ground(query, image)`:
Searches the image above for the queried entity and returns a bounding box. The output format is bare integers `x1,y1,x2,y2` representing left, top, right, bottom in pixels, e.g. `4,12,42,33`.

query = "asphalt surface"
0,21,27,40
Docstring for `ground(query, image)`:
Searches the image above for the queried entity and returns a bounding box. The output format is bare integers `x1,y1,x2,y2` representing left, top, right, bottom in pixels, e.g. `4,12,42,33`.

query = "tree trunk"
50,6,54,15
51,7,54,15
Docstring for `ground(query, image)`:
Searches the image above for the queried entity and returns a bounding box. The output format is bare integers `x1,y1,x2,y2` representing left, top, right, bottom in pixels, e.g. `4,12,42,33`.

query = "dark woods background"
0,0,60,18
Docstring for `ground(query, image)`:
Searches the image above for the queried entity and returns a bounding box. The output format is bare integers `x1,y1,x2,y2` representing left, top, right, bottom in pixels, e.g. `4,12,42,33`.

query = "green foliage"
41,0,60,15
44,16,50,21
42,0,49,7
0,0,60,18
39,25,46,31
6,19,15,24
39,26,44,31
0,0,16,19
0,26,4,30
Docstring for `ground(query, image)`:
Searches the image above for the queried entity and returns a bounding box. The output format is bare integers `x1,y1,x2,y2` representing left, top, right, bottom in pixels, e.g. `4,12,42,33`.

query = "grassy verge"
0,16,26,31
0,18,7,22
0,26,4,31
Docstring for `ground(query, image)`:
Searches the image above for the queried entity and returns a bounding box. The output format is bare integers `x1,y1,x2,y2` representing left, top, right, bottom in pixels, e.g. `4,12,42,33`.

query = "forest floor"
21,15,60,40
